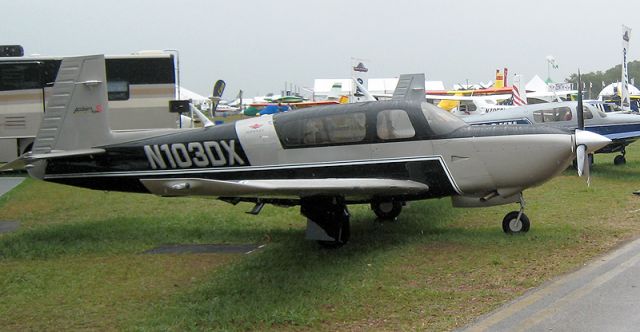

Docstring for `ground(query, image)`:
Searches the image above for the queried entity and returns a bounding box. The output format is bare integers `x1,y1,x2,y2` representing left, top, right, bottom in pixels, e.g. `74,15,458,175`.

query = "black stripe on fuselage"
44,156,459,200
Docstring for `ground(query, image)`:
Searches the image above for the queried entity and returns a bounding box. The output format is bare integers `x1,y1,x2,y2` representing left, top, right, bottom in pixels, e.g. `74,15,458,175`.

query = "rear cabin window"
277,112,366,147
376,109,415,140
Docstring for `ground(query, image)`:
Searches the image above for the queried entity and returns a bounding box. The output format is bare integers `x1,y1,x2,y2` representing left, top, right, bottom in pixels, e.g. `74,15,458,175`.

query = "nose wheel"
502,193,530,234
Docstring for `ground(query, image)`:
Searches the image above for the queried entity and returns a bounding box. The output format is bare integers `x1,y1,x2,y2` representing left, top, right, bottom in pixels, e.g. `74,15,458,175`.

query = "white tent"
598,82,640,99
525,75,550,92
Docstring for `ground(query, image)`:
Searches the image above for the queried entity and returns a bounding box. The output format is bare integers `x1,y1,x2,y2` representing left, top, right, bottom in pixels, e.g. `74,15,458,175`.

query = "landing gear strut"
614,147,626,165
301,197,350,248
502,193,530,234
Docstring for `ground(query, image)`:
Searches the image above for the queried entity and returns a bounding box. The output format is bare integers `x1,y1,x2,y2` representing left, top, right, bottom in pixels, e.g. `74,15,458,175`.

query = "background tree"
565,60,640,98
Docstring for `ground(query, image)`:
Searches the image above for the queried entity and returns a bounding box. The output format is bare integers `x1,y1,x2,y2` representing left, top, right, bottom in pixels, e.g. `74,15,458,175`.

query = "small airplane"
463,100,640,165
425,93,514,116
1,55,611,247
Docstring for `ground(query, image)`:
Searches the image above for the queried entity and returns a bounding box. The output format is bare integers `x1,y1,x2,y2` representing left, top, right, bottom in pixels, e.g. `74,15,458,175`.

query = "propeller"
573,70,612,186
574,70,591,185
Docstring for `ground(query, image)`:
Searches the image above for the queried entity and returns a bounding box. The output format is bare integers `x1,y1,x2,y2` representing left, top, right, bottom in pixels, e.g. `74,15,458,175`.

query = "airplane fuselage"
38,101,577,206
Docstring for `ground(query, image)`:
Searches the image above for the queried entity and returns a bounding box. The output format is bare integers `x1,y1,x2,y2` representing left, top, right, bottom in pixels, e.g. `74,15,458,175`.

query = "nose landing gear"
502,193,530,234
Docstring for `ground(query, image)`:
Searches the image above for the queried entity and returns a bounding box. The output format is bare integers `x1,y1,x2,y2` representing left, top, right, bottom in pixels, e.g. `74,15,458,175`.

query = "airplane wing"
140,178,429,199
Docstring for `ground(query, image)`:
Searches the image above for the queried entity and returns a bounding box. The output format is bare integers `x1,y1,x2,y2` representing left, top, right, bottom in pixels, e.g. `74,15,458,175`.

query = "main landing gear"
301,197,407,248
614,147,627,165
301,197,350,248
502,193,530,234
371,200,403,221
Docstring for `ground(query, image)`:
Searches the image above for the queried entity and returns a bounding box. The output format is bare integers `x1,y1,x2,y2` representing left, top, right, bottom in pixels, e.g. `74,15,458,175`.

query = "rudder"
32,55,113,154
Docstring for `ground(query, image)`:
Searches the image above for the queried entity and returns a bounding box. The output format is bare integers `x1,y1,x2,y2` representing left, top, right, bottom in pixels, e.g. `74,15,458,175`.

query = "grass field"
1,145,640,331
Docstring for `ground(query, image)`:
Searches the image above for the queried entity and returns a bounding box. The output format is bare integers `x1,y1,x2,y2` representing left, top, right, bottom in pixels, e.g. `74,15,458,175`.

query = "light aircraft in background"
464,101,640,165
425,94,514,116
1,55,611,247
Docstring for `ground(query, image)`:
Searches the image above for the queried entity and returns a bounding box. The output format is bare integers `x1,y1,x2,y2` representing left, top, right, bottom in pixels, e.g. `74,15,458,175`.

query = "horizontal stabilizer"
140,178,429,198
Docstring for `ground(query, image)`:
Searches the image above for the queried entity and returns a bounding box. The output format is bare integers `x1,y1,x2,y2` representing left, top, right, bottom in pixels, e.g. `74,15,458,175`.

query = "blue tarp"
259,105,279,115
258,104,291,115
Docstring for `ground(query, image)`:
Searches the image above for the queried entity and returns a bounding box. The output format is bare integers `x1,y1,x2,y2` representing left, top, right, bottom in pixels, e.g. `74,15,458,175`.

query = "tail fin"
327,82,343,100
392,74,425,101
32,55,113,154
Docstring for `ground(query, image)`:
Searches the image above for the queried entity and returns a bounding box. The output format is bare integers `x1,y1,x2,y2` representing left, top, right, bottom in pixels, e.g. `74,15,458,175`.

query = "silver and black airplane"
463,101,640,165
1,55,611,247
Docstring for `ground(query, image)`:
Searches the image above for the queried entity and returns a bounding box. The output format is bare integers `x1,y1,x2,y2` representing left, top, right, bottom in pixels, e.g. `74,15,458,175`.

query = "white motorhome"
0,47,180,162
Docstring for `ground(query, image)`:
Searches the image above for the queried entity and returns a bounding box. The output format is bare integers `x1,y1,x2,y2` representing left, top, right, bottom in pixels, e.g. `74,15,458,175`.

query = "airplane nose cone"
575,129,611,153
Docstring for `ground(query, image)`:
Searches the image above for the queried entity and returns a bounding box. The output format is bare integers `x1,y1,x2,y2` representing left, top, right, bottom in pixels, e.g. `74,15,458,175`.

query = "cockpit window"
420,102,466,135
377,109,415,140
533,107,573,122
585,104,607,118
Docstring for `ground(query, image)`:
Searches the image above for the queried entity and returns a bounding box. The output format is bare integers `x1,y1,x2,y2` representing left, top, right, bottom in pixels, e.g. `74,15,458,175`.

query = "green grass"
1,146,640,330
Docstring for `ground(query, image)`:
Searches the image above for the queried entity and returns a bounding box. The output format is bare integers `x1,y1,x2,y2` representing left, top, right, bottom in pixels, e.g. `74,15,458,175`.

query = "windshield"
585,104,607,118
420,102,466,135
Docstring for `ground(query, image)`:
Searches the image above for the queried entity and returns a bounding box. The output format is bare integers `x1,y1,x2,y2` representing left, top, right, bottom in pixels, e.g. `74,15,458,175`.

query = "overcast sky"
4,0,640,98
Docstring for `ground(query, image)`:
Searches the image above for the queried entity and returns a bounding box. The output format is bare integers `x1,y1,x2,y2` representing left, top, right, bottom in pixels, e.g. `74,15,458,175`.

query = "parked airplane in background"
425,94,513,116
1,55,611,247
464,101,640,165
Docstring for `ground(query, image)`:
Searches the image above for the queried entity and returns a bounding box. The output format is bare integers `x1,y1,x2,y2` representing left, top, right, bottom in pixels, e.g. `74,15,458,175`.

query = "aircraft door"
235,115,283,165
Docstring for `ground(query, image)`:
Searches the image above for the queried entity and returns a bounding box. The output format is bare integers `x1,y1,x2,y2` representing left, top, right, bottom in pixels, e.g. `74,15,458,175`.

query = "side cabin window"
276,112,366,148
376,109,415,140
533,106,580,123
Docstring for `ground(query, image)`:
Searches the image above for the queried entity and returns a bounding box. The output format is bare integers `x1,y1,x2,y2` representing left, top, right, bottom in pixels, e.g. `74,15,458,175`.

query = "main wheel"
317,218,350,249
614,155,626,165
371,201,403,220
502,211,530,234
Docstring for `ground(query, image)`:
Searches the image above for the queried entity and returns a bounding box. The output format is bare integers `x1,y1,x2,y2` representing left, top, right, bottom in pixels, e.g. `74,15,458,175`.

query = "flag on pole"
621,25,632,110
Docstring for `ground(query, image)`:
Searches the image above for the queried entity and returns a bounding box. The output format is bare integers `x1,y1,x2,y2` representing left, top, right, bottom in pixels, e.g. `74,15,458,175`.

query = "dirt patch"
0,221,19,233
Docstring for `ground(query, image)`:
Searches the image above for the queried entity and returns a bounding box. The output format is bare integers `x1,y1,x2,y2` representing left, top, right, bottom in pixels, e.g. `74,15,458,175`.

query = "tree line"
565,60,640,94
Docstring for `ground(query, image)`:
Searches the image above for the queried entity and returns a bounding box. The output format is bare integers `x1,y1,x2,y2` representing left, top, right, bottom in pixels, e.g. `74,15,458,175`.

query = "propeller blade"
576,144,586,177
576,70,584,130
585,152,591,187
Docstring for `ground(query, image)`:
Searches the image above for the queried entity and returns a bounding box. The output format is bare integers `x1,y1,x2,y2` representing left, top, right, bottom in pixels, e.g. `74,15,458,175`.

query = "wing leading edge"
140,178,429,199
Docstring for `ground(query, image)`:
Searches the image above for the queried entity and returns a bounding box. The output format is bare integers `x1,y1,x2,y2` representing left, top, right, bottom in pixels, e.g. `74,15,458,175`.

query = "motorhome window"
107,80,130,101
0,62,43,91
377,109,415,140
420,102,466,135
105,58,175,84
532,107,573,122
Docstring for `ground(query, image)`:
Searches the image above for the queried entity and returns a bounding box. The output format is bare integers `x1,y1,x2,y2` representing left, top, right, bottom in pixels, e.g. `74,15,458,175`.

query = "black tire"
614,155,626,165
371,201,403,220
502,211,530,234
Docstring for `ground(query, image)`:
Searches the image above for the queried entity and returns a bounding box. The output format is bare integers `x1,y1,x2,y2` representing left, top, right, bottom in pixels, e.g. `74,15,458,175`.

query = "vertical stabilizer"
392,74,425,101
32,55,112,154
